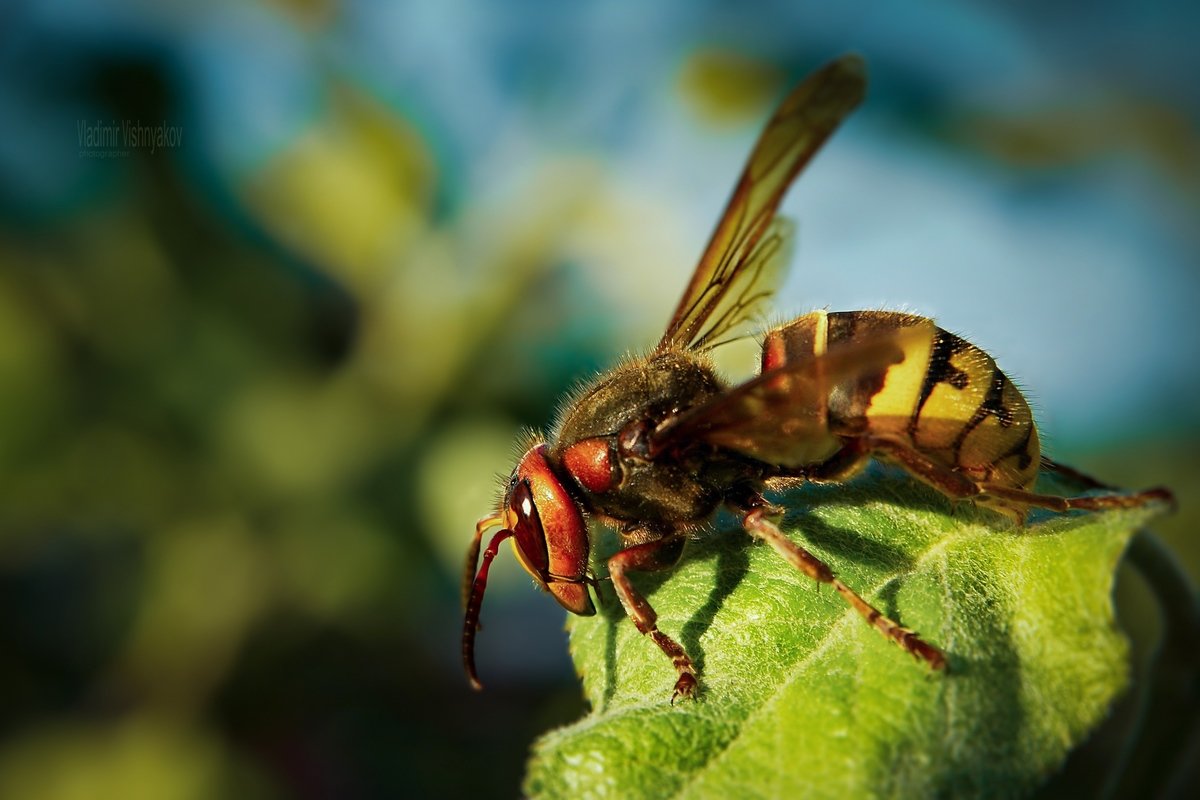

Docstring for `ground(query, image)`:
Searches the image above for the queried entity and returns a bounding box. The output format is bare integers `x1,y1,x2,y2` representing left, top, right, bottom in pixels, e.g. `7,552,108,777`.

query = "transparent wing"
657,54,866,353
692,216,794,351
651,323,933,467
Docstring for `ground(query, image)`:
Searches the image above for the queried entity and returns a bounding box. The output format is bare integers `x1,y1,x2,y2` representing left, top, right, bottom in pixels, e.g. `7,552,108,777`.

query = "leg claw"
671,673,698,704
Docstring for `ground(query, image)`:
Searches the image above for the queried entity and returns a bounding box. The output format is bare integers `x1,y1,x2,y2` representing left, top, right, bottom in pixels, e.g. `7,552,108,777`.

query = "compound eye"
509,480,549,576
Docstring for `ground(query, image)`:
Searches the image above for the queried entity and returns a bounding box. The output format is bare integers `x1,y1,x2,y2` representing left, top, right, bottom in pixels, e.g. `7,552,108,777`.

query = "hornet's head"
462,443,594,690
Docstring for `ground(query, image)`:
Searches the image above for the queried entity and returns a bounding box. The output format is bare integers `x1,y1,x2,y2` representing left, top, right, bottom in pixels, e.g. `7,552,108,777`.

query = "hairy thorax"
548,350,738,529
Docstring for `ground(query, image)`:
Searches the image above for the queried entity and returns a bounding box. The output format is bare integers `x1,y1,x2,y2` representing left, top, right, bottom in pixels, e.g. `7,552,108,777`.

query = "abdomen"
764,310,1040,490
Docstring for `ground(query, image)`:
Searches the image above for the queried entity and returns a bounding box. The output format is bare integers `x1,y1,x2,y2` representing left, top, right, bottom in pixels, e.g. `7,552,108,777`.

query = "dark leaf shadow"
591,525,751,707
887,582,1024,796
679,535,752,681
780,508,914,573
593,576,625,711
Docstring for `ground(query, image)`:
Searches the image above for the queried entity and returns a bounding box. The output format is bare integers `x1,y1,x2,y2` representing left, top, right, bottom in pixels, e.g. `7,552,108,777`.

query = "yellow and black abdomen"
766,310,1040,491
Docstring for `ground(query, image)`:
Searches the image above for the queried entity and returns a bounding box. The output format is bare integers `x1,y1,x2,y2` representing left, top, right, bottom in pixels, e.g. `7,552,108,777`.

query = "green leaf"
524,470,1169,799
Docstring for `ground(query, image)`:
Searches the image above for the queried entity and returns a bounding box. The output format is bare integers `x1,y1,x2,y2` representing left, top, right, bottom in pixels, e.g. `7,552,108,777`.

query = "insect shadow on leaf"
593,565,626,710
591,523,752,707
788,463,964,521
777,506,914,574
678,530,752,688
894,579,1025,796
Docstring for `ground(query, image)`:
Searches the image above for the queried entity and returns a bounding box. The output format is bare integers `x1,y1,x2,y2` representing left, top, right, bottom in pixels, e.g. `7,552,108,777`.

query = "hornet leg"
607,534,697,701
738,501,946,670
861,436,1173,516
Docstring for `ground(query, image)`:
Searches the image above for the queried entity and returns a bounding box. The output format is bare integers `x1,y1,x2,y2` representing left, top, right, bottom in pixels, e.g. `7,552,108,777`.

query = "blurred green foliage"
2,4,1197,798
0,57,610,800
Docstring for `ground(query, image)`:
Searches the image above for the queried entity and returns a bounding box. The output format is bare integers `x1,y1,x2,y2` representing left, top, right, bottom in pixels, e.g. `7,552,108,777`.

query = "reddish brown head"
462,444,595,690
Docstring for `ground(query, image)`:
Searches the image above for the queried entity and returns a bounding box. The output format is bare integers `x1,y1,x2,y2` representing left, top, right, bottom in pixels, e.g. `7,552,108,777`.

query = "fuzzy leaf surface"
525,472,1168,799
